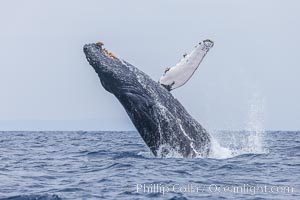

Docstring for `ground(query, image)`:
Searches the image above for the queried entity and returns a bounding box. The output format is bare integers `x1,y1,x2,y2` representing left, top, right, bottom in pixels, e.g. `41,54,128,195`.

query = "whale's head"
83,43,143,95
83,43,157,117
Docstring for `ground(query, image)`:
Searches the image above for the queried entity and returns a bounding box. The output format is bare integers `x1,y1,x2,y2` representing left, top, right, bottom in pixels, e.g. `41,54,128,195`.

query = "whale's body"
83,43,211,157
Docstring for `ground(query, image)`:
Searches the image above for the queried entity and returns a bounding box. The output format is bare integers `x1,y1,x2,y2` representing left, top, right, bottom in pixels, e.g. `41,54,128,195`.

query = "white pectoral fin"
159,39,214,91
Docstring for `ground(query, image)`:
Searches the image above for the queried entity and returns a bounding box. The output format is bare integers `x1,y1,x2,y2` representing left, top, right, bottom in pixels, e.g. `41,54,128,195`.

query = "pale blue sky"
0,0,299,131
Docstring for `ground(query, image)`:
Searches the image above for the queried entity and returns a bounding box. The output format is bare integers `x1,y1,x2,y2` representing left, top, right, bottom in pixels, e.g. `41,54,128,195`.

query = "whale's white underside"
159,39,214,91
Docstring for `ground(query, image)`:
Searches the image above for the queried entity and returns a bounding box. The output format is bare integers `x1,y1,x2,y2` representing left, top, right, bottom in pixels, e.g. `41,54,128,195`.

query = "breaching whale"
83,43,212,157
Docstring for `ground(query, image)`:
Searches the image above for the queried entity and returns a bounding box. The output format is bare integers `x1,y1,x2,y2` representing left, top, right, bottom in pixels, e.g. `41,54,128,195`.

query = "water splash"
209,92,268,159
156,144,184,158
209,135,234,159
243,92,268,154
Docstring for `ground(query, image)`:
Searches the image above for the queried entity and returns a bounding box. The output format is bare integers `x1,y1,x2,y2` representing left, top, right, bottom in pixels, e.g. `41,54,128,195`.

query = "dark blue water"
0,131,299,199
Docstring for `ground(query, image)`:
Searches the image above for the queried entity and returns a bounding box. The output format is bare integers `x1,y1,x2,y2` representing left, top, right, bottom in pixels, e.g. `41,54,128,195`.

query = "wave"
0,194,62,200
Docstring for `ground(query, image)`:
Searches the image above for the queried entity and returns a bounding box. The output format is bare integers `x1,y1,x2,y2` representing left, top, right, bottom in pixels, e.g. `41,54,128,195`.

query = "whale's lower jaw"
83,43,211,158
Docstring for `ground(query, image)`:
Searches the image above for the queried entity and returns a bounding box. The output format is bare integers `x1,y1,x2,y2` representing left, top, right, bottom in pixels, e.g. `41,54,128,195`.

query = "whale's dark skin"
83,43,211,157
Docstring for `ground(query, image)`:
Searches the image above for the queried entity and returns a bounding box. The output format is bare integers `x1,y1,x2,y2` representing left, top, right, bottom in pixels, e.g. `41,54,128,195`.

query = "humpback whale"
83,43,212,157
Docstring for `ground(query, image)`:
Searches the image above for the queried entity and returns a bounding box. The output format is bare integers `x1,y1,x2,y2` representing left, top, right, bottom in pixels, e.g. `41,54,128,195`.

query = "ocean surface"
0,131,299,200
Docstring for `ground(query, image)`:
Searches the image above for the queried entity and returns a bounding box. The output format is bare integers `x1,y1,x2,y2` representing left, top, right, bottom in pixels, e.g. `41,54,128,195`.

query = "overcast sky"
0,0,299,131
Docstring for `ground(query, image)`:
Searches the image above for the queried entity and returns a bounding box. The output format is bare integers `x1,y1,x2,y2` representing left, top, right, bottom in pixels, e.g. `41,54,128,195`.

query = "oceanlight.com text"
135,183,295,195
